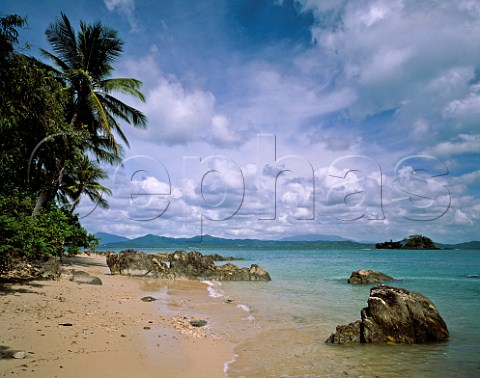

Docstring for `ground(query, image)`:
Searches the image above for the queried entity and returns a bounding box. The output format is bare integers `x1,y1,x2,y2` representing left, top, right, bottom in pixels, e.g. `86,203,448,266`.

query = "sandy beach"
0,254,234,378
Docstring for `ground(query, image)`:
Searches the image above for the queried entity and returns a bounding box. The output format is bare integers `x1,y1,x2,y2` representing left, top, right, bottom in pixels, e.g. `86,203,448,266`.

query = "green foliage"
0,13,26,60
404,234,438,250
0,53,74,197
375,240,403,249
0,194,97,261
375,234,439,250
0,13,141,263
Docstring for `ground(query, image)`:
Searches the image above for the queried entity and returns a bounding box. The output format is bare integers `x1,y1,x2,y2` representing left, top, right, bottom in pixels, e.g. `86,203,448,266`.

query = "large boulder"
326,285,449,344
106,250,271,281
69,270,102,285
348,269,394,284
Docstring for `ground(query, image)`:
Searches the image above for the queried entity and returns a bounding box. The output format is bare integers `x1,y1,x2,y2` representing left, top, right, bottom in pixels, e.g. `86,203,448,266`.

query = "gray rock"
189,320,207,327
106,250,172,278
348,269,394,284
325,321,362,344
326,285,449,344
141,296,157,302
70,270,102,285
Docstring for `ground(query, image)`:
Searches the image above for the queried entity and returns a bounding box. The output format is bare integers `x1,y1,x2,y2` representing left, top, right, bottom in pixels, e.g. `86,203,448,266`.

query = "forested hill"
95,233,373,250
95,233,480,250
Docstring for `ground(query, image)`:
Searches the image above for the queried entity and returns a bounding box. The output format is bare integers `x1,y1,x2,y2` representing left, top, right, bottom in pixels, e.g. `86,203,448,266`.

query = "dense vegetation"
0,13,146,264
376,234,439,250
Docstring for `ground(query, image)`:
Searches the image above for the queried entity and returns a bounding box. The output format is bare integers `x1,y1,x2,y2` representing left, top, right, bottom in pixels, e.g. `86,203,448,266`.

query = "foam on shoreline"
202,280,224,298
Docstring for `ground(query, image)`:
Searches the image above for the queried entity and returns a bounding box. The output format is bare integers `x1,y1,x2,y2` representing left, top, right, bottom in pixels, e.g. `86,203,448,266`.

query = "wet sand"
0,254,234,378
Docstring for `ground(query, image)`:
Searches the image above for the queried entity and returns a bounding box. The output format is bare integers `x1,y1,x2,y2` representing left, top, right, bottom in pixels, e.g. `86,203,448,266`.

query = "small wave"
236,304,255,321
202,280,224,298
224,353,238,374
236,303,250,312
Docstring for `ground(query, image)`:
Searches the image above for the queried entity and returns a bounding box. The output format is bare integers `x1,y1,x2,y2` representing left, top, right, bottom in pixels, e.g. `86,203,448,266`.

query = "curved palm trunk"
32,190,48,216
32,108,79,216
32,163,65,216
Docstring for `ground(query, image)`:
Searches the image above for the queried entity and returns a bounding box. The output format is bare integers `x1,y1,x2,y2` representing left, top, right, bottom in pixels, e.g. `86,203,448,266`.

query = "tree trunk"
32,190,48,216
32,164,65,216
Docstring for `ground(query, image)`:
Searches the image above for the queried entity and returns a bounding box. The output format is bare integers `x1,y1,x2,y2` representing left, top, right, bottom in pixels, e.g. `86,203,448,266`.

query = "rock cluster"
106,250,271,281
106,249,172,279
347,269,394,284
326,285,449,344
0,257,61,282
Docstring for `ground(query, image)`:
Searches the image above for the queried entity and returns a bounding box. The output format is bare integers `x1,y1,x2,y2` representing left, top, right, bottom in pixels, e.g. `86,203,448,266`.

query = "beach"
2,248,479,377
0,254,234,378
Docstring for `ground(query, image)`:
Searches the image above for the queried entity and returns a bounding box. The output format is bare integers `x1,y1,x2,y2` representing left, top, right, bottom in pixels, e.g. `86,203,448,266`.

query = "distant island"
376,234,439,250
94,232,480,250
376,234,480,250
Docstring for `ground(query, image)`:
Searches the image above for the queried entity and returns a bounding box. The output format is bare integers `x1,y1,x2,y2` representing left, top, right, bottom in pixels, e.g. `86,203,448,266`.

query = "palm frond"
100,93,147,128
88,91,119,153
44,12,79,69
99,78,145,102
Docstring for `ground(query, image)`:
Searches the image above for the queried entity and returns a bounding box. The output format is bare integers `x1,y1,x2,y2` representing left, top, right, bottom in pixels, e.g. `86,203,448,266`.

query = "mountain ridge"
94,232,480,250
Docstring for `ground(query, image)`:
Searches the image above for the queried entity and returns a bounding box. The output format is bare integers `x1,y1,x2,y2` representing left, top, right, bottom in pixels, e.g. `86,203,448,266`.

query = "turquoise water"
219,248,480,377
100,247,480,377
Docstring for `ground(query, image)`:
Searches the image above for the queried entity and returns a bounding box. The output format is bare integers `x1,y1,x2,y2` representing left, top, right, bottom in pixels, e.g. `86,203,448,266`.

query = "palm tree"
33,13,147,214
41,12,147,159
58,155,112,213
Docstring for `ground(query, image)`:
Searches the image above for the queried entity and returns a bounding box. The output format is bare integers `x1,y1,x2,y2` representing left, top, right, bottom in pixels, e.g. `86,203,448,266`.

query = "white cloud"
410,119,430,141
444,92,480,119
104,0,138,32
294,0,480,146
453,209,474,225
359,47,413,85
77,0,480,242
425,134,480,158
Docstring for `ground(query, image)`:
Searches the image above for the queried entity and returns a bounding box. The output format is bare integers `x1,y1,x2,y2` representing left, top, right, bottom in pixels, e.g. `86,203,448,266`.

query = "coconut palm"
58,155,112,213
33,13,147,214
41,12,147,162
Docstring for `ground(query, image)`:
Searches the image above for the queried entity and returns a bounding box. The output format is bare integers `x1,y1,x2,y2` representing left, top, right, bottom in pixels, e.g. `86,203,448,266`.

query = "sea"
100,247,480,377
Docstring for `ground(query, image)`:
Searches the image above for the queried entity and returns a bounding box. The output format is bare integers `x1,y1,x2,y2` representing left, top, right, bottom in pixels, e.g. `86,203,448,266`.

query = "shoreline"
0,254,235,378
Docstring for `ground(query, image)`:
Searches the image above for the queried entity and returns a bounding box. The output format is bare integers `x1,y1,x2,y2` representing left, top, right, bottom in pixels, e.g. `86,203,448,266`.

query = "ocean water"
207,248,480,377
101,247,480,377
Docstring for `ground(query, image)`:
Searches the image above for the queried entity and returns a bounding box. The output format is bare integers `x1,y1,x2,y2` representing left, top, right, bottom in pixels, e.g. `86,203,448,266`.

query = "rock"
169,251,216,277
0,258,42,282
106,250,271,281
189,320,207,327
348,269,394,284
106,250,172,279
12,351,26,359
141,296,157,302
326,285,449,344
0,256,61,282
325,321,362,344
69,270,102,285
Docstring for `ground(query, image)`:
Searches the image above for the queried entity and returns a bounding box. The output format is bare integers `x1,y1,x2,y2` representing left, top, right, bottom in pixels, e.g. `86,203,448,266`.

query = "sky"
4,0,480,243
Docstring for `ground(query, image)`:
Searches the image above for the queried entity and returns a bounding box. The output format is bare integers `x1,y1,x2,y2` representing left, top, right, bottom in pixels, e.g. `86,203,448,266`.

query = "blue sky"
4,0,480,243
